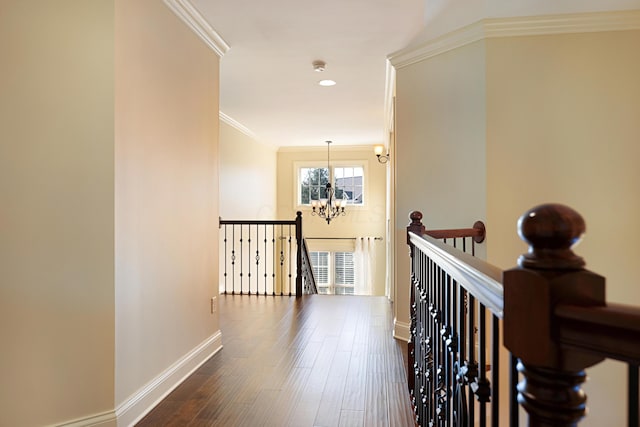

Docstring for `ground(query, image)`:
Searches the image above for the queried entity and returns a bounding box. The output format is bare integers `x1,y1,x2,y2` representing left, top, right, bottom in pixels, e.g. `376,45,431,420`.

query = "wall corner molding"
389,9,640,69
219,111,258,140
163,0,230,56
115,331,223,427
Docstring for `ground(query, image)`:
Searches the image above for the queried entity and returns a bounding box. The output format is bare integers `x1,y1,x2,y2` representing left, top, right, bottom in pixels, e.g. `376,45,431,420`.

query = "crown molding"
484,9,640,38
388,21,486,69
219,111,258,140
163,0,230,57
389,9,640,69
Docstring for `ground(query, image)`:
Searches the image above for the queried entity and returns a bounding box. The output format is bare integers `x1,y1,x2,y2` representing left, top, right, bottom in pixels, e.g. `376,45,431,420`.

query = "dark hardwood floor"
136,294,414,426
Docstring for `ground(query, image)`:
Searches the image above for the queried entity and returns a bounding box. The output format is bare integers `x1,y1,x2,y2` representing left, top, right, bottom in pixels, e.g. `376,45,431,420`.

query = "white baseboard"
55,411,117,427
393,319,410,342
115,331,223,427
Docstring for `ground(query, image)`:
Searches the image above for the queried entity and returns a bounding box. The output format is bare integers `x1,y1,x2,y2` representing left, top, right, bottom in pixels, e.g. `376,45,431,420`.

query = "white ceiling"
192,0,426,148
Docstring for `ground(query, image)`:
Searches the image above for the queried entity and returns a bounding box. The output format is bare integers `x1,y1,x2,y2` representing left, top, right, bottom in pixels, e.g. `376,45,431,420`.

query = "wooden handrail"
556,303,640,363
425,220,486,243
408,231,503,317
407,203,640,426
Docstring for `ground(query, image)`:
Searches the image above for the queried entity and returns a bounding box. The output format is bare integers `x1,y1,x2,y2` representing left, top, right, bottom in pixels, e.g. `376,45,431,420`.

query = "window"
300,167,329,205
334,166,363,205
297,164,364,206
310,251,355,295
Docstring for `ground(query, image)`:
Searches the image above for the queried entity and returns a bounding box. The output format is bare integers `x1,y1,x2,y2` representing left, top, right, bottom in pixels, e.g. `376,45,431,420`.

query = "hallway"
136,295,413,426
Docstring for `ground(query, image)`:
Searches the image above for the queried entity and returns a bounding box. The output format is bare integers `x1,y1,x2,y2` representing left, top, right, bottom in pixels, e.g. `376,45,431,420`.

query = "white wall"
0,2,116,426
485,28,640,426
393,9,640,425
415,0,639,44
393,41,488,339
114,0,221,420
219,120,277,219
277,146,387,295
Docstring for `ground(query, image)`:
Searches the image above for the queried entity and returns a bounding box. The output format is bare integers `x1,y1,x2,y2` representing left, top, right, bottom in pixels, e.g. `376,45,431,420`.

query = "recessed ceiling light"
318,79,336,87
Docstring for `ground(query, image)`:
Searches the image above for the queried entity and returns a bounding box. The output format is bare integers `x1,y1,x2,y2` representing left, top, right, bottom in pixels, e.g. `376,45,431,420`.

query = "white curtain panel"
354,237,376,295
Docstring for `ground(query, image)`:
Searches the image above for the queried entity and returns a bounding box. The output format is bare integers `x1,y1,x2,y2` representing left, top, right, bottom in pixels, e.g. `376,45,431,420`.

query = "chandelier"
311,140,347,224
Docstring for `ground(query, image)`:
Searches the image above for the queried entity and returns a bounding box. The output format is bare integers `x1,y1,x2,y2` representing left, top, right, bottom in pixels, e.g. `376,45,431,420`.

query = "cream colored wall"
393,41,488,338
277,146,387,295
0,2,115,426
114,0,220,410
219,121,277,219
486,29,640,426
417,0,638,46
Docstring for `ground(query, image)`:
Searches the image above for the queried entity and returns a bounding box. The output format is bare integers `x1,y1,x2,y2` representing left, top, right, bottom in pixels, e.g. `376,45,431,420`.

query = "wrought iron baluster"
223,224,228,294
630,364,639,427
272,225,276,296
231,225,236,295
288,224,292,296
279,224,284,296
247,224,252,295
491,315,500,427
239,225,244,294
264,224,268,296
510,354,519,427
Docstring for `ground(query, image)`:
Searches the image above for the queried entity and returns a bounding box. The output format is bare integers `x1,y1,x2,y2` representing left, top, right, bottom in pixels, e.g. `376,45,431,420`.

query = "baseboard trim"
115,331,223,427
55,410,116,427
393,319,410,342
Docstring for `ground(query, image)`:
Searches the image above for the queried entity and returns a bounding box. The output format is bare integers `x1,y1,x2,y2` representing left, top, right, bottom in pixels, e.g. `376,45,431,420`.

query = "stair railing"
407,204,640,426
220,211,316,296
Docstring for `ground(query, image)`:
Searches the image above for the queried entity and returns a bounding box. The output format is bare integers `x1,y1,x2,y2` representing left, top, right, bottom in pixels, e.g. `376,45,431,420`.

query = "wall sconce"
374,145,389,164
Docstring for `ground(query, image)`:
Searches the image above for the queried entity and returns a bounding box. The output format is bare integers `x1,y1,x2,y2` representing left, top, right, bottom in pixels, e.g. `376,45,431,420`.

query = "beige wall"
394,41,488,338
486,29,640,426
394,16,640,425
219,121,277,219
0,2,116,426
277,146,387,295
115,0,220,414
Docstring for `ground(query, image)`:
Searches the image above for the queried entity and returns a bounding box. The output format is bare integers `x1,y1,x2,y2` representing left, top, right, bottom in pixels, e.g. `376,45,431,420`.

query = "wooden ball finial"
409,211,423,225
517,203,586,270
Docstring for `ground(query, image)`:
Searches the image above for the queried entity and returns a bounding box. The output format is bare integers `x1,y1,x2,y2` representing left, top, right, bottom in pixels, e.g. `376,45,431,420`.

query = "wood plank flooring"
136,294,414,427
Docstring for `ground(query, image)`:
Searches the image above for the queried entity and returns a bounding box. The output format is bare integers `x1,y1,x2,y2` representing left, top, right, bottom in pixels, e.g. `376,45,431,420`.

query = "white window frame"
294,160,368,210
309,250,355,295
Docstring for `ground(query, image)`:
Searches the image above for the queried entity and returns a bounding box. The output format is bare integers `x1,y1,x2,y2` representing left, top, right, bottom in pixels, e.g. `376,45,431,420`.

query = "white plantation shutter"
310,251,329,285
334,252,354,286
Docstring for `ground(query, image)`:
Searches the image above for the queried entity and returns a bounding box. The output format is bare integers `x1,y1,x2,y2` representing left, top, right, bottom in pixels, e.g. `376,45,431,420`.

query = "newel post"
295,211,303,297
504,204,606,427
406,211,426,398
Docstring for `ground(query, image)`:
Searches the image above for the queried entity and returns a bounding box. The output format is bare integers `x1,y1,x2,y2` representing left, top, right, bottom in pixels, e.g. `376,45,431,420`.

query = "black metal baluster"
478,304,488,427
247,224,252,295
264,224,268,296
288,224,292,296
468,295,476,425
279,224,284,296
239,225,244,294
510,354,519,427
630,364,639,427
223,225,227,294
491,315,500,427
256,224,260,295
272,225,276,296
231,225,236,295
